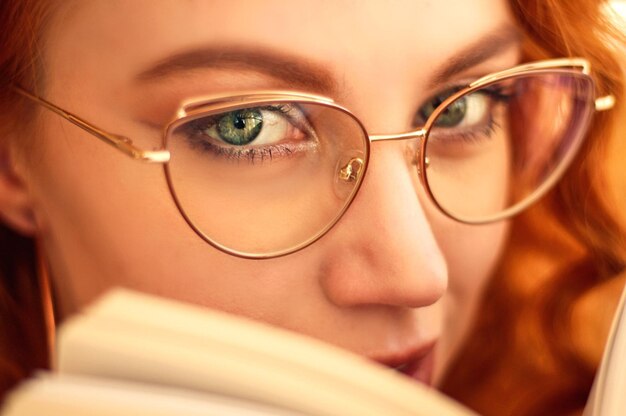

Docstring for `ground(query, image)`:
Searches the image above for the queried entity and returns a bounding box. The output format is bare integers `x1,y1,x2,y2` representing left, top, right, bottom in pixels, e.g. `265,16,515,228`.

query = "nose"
318,141,448,308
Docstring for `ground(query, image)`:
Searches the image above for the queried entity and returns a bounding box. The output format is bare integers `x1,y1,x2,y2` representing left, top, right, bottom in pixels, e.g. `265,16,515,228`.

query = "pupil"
233,114,246,129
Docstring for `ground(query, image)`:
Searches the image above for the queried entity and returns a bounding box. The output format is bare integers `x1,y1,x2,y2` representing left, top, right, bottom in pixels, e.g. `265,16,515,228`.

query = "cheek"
444,221,509,298
26,115,218,313
28,116,326,327
431,218,509,382
28,118,177,313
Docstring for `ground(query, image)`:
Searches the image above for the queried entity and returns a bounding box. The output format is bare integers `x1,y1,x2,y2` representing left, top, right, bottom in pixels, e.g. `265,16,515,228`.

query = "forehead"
46,0,514,90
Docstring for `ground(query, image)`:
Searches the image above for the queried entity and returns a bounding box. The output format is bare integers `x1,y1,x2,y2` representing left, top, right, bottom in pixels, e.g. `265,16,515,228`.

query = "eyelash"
422,84,514,143
183,105,318,163
465,86,512,142
454,118,502,143
193,141,315,163
180,79,515,162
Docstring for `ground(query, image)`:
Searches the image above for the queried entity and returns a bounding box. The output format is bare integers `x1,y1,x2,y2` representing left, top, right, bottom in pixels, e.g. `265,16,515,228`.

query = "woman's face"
14,0,518,385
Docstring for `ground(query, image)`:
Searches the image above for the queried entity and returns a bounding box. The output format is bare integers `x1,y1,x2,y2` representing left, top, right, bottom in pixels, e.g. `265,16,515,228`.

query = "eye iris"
436,97,466,127
217,109,263,145
420,92,467,127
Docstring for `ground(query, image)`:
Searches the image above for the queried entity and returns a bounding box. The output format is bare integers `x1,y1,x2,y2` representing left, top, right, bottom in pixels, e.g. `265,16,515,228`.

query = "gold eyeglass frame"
13,58,615,259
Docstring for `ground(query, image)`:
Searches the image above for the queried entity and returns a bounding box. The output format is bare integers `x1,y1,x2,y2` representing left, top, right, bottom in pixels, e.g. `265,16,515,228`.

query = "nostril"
318,241,448,309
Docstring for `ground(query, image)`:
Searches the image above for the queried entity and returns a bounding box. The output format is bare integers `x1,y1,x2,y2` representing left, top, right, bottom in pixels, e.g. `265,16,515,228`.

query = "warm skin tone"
1,0,518,385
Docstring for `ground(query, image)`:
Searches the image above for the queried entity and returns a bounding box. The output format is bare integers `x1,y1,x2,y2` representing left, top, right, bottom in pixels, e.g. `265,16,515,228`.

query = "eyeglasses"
13,58,615,259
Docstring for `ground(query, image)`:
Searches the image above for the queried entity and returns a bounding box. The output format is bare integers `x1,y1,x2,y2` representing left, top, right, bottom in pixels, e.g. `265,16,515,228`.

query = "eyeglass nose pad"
406,141,430,176
339,157,364,181
334,153,365,200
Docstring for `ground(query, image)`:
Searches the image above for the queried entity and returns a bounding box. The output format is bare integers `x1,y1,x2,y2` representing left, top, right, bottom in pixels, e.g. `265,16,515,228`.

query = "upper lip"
367,339,437,370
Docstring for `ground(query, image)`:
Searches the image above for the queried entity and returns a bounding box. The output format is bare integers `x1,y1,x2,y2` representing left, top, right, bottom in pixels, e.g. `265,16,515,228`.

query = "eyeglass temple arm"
595,95,616,111
12,86,170,163
370,96,615,143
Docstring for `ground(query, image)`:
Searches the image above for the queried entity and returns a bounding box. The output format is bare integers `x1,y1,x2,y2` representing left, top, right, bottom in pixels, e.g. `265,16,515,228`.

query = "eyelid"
422,77,475,101
421,58,522,105
415,71,514,125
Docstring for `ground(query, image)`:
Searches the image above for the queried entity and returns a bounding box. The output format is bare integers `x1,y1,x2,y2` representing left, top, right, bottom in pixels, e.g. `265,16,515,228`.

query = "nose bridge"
319,141,448,309
339,129,428,190
369,128,427,143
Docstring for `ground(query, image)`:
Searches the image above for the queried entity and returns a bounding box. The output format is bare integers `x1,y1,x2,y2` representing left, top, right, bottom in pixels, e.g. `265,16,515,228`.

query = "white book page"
56,289,475,416
584,282,626,416
1,373,305,416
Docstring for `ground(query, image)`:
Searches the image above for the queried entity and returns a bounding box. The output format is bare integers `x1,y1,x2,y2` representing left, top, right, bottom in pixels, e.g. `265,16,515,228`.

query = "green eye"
419,91,467,127
217,109,263,145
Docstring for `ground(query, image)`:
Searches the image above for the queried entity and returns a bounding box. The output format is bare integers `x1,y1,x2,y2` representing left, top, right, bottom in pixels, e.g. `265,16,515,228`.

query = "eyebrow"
136,46,337,94
427,25,522,88
135,25,521,95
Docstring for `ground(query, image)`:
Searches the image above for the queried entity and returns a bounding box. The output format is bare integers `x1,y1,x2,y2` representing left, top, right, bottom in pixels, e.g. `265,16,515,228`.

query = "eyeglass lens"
424,71,593,222
165,102,367,255
164,71,594,256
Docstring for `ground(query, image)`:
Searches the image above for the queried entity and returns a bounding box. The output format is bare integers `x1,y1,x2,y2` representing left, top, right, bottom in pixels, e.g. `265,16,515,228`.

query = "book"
584,276,626,416
0,289,476,416
3,283,625,416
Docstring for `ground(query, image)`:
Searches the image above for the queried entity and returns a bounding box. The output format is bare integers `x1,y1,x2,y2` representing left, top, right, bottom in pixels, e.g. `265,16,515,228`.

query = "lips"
369,340,437,386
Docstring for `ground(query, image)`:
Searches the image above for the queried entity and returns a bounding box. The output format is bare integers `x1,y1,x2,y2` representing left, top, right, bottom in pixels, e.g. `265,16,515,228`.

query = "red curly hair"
440,1,626,415
0,1,625,415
